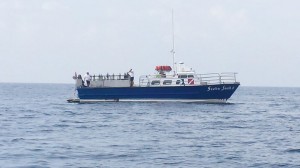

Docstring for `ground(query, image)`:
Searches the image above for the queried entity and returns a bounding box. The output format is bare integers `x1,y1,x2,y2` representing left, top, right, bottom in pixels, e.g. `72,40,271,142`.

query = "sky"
0,0,299,87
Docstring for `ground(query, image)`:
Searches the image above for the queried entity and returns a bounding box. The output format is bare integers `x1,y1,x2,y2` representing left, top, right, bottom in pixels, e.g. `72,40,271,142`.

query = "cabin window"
163,80,172,85
176,80,181,84
178,75,187,78
151,80,160,85
188,75,194,78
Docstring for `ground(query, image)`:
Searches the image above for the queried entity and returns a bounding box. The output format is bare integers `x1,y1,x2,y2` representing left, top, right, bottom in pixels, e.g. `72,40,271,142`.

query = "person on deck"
84,72,92,87
77,74,84,86
128,69,134,87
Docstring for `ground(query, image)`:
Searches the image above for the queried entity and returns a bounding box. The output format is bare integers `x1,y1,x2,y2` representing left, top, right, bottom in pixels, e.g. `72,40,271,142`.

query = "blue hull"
77,83,240,101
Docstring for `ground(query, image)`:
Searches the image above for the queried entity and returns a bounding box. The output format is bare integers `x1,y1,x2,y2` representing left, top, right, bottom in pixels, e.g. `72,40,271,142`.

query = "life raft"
155,65,172,72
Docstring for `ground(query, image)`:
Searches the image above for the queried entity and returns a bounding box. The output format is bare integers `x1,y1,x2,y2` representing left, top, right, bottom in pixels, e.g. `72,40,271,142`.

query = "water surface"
0,84,300,167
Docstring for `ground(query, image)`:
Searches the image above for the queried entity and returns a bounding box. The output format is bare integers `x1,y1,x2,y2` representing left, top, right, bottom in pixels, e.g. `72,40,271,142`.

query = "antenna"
171,9,176,75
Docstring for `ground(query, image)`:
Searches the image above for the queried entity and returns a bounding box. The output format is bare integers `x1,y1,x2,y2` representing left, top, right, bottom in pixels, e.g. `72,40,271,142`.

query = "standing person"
84,72,92,87
128,69,134,87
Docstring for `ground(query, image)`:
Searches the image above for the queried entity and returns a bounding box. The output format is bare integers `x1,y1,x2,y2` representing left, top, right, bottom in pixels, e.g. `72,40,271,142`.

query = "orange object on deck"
155,65,172,72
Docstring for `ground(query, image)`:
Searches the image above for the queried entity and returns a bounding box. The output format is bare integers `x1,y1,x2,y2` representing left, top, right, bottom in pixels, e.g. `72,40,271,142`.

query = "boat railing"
139,72,238,87
89,73,130,81
197,72,238,85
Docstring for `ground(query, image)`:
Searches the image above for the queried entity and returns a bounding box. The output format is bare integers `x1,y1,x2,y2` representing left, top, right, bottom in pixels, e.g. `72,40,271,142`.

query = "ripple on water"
285,148,300,153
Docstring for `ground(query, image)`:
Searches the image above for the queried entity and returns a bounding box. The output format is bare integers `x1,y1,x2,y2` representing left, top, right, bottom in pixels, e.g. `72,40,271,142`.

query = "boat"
68,62,240,103
68,12,240,103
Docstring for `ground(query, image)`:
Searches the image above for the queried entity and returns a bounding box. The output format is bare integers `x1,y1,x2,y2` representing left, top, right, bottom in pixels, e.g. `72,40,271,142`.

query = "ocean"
0,83,300,167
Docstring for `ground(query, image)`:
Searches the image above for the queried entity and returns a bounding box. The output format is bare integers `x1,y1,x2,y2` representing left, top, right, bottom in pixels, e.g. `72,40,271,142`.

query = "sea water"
0,83,300,167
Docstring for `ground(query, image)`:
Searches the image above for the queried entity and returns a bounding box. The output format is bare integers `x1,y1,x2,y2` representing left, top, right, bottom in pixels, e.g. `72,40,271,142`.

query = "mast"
171,9,176,75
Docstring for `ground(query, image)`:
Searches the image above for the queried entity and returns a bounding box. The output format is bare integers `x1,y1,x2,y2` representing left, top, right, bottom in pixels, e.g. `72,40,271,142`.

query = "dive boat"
68,62,240,103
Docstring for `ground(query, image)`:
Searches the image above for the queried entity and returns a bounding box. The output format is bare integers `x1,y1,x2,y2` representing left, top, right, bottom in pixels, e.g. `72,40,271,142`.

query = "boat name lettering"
207,86,235,92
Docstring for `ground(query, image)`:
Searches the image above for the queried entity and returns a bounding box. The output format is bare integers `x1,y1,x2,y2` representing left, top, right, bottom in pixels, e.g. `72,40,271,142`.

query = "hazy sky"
1,0,299,87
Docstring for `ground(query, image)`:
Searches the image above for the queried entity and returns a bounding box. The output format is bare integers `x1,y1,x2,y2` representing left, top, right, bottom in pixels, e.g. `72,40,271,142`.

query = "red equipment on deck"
155,65,172,72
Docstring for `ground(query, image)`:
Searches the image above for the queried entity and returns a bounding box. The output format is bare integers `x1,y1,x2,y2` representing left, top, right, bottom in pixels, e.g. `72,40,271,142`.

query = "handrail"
139,72,238,86
80,73,131,81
